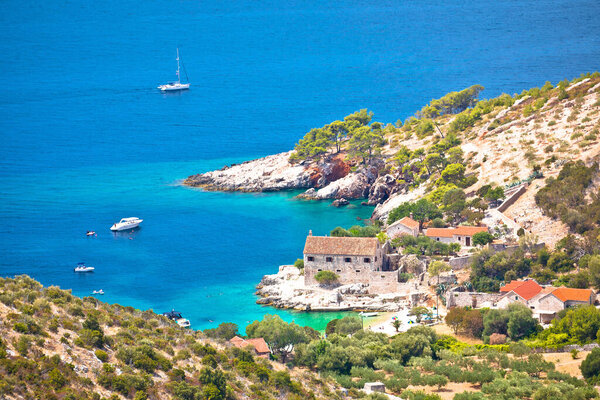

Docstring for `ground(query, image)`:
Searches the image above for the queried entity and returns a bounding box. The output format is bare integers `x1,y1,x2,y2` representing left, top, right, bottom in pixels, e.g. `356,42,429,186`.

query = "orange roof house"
387,216,420,238
500,280,542,300
425,226,488,246
551,288,594,303
229,336,271,358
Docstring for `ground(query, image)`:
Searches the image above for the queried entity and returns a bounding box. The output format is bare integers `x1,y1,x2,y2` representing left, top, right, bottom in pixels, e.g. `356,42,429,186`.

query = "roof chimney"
308,230,313,236
409,212,414,219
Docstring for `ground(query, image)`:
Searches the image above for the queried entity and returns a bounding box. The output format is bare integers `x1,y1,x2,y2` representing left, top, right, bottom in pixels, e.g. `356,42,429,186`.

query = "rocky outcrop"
183,151,315,192
183,151,361,197
297,162,382,200
255,266,415,312
366,174,396,205
372,185,426,222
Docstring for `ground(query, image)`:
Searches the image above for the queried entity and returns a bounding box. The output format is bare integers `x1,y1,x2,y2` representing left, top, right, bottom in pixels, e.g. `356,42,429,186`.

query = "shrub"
95,349,109,362
315,271,339,285
581,348,600,384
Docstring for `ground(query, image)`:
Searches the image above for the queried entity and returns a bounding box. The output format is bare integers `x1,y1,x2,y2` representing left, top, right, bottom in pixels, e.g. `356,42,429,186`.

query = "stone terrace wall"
367,271,400,294
446,291,502,308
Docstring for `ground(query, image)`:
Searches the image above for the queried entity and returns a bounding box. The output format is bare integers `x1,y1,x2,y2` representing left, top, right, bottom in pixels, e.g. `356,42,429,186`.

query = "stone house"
304,233,384,285
229,336,271,358
497,280,596,323
497,279,543,309
386,216,420,238
425,226,488,246
529,288,596,323
303,232,400,293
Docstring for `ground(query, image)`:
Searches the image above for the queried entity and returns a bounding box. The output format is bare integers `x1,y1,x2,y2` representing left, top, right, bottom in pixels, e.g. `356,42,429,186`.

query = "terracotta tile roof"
453,226,488,236
246,338,270,354
425,228,456,238
552,288,594,302
389,216,420,229
425,226,487,238
229,336,271,354
500,280,528,293
512,280,542,300
304,236,378,256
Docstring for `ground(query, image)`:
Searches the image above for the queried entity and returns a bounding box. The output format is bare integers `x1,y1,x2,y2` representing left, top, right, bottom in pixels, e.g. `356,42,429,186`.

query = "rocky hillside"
184,73,600,246
0,275,345,400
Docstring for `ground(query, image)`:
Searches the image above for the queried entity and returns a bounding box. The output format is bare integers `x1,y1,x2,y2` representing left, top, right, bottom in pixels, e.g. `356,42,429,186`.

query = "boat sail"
158,48,190,91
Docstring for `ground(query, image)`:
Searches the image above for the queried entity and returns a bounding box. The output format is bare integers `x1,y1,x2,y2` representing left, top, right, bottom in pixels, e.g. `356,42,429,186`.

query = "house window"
307,256,314,262
317,269,322,272
375,256,377,261
344,257,351,262
326,257,333,262
363,258,371,263
436,238,440,241
515,296,518,300
355,270,360,273
336,269,341,273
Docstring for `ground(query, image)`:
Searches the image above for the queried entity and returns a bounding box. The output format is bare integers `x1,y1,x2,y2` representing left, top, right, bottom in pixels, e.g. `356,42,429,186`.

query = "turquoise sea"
1,0,600,330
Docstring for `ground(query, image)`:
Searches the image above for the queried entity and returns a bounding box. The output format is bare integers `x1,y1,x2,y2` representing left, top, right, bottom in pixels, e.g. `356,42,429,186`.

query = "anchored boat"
158,48,190,92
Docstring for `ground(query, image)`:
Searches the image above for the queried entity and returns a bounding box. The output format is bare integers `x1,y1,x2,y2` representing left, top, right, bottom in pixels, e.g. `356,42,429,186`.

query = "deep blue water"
1,0,599,330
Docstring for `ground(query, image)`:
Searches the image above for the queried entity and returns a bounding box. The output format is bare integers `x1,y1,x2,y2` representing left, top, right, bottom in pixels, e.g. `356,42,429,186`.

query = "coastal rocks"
183,151,354,194
366,174,396,205
331,198,349,207
183,151,315,192
255,265,408,312
372,184,426,222
298,163,380,200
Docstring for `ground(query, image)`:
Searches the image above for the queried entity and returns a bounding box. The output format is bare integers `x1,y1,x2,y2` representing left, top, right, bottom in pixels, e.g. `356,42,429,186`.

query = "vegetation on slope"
0,276,343,400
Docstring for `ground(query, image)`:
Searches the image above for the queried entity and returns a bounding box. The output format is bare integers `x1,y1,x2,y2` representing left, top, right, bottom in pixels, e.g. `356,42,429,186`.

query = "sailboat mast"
176,48,181,83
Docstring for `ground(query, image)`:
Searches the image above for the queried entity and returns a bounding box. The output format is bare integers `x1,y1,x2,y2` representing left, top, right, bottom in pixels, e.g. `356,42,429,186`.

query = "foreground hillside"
184,73,600,248
0,276,343,400
5,275,600,400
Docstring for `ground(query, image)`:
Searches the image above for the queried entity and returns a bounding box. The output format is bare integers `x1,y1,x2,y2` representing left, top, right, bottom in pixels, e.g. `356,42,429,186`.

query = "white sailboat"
158,48,190,92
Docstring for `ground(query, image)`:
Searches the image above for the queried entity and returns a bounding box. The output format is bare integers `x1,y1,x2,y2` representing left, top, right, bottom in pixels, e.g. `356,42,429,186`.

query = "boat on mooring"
162,309,191,328
110,217,143,232
158,48,190,92
74,262,95,272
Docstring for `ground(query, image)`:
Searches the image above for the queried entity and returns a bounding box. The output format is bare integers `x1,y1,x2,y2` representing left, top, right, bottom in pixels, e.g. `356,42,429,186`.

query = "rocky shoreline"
255,266,426,312
183,150,416,213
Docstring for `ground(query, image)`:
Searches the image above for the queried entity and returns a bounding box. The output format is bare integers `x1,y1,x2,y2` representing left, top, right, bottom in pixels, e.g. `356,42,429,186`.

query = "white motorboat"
162,309,191,328
176,318,191,328
110,217,143,231
92,289,104,295
74,262,94,272
359,312,379,318
158,48,190,92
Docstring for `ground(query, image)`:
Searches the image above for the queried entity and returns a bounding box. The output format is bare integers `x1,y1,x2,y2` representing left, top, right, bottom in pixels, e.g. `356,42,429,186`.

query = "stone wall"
446,290,502,308
367,271,400,294
448,255,476,270
304,248,384,286
497,184,527,213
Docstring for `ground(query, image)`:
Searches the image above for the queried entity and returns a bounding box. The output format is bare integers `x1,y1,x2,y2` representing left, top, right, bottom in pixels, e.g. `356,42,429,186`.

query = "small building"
497,280,543,309
386,216,420,238
363,382,386,394
531,288,596,323
303,233,384,286
425,226,488,246
229,336,271,358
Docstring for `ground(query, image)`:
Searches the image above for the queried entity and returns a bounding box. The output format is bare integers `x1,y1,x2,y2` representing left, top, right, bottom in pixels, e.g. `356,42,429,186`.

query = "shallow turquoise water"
1,0,600,331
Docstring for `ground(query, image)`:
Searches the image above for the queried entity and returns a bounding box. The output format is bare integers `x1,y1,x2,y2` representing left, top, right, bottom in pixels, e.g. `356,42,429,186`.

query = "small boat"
162,309,191,328
158,48,190,92
74,262,94,272
86,231,96,236
92,289,104,295
110,217,143,232
359,312,379,318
